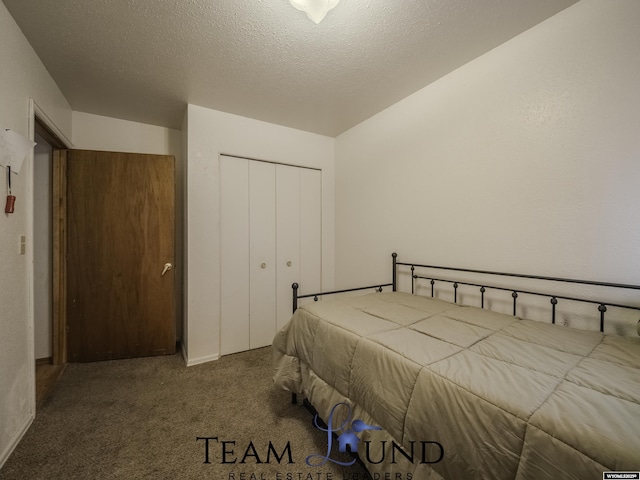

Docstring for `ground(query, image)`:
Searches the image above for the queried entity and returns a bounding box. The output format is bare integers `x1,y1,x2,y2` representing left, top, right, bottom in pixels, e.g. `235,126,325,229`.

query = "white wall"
72,111,182,156
0,1,72,468
72,111,185,339
185,105,335,365
335,0,640,334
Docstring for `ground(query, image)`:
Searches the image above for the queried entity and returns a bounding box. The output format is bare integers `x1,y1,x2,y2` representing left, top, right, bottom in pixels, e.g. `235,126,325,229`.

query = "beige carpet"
1,347,370,479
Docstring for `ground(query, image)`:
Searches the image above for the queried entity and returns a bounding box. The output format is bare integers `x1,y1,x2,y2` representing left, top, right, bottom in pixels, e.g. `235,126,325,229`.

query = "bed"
272,253,640,479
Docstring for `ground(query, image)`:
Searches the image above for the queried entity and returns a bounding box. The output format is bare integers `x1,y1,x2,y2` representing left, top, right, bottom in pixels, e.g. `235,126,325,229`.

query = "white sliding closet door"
220,155,321,355
276,165,301,331
275,167,322,328
249,161,277,349
220,156,250,355
300,168,322,298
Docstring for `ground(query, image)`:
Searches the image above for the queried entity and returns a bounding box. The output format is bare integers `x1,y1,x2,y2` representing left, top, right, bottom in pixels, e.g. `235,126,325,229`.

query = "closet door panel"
276,165,301,331
220,156,250,355
249,161,277,349
300,169,322,300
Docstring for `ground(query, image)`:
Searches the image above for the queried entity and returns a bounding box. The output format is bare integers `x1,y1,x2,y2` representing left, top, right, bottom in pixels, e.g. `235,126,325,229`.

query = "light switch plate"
19,235,25,255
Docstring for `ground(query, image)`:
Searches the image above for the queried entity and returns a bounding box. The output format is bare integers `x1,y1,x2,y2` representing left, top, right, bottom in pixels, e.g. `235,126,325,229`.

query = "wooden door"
65,150,176,362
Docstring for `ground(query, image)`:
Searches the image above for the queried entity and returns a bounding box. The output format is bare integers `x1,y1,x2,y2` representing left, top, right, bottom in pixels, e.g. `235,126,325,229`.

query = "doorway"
31,111,178,403
33,116,69,406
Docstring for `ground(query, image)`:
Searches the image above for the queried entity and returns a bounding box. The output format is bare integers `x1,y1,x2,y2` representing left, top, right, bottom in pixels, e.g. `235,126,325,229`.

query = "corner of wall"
181,108,189,357
183,104,336,365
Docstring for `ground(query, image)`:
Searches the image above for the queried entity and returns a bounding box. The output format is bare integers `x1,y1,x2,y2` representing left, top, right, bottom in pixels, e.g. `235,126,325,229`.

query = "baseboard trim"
0,412,34,470
35,357,53,366
182,347,219,367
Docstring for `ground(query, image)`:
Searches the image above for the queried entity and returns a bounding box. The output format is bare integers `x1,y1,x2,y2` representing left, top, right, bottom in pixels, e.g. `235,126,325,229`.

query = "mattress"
272,291,640,479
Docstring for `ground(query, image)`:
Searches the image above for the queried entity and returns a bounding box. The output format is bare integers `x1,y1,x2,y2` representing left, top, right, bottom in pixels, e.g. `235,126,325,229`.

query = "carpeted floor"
1,347,371,479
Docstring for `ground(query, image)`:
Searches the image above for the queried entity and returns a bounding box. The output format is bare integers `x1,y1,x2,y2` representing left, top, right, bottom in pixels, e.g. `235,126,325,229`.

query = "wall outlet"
19,235,25,255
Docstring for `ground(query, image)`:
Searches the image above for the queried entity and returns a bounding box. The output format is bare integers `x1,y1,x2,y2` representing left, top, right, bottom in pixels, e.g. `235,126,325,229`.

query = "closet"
220,155,321,355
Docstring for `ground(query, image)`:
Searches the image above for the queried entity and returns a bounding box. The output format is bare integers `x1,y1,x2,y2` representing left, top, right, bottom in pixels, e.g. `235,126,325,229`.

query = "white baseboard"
0,412,34,470
182,344,219,367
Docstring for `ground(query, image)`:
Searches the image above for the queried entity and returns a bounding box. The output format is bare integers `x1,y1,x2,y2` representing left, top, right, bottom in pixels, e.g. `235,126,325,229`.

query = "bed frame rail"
291,253,398,314
289,253,640,405
292,282,393,312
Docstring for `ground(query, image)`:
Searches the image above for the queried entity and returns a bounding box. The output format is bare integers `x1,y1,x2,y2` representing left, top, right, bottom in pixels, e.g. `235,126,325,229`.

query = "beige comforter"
272,292,640,479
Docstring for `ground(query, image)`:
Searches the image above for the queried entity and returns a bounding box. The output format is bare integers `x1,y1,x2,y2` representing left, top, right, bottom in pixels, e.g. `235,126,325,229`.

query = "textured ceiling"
3,0,579,136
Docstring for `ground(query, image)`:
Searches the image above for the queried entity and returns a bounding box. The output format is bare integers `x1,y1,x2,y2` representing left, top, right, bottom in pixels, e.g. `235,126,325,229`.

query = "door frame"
51,149,67,364
29,99,73,366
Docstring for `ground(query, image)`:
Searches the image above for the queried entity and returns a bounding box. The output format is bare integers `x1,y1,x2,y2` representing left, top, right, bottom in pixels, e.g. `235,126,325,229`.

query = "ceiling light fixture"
289,0,340,24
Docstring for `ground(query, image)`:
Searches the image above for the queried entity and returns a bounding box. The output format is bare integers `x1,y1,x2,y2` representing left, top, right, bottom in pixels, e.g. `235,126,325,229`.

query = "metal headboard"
402,261,640,333
293,252,640,333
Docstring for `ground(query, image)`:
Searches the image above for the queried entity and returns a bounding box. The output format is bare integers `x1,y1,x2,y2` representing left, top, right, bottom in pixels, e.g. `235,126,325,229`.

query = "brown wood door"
65,150,176,362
